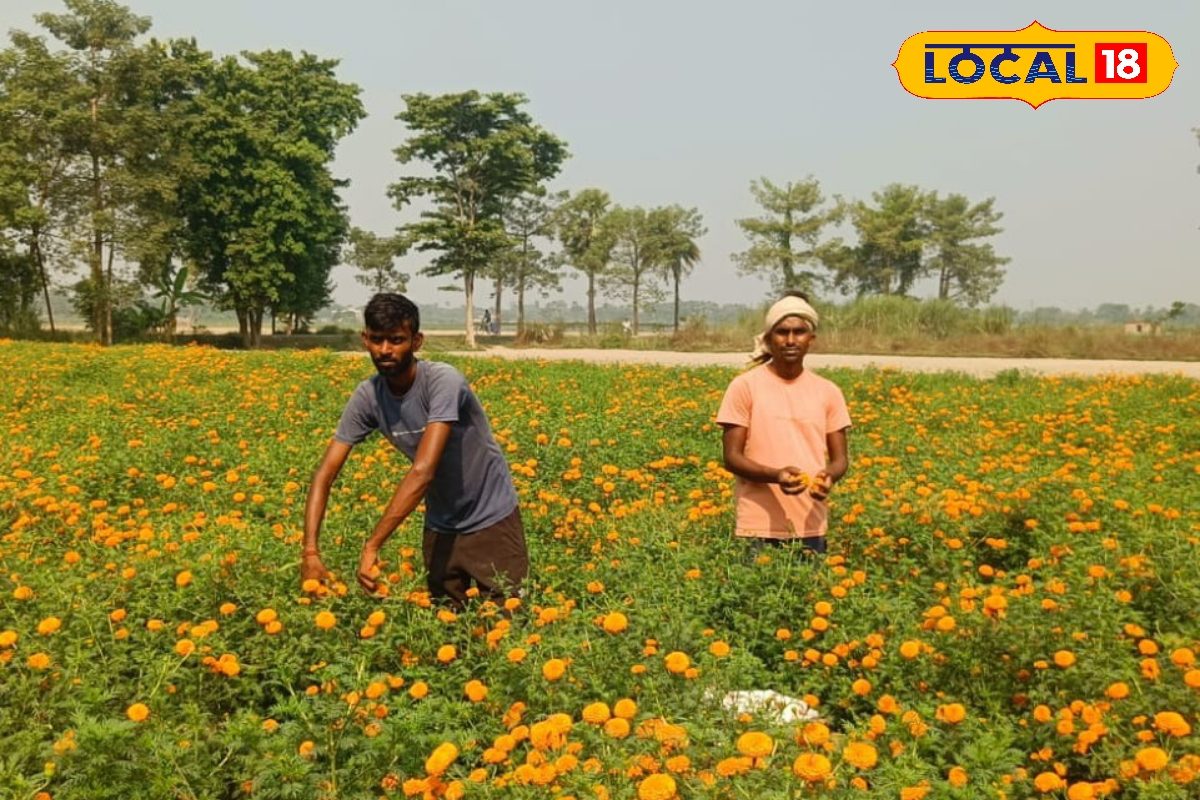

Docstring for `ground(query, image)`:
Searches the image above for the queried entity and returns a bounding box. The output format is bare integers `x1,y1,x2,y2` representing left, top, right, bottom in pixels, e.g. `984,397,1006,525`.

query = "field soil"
437,345,1200,378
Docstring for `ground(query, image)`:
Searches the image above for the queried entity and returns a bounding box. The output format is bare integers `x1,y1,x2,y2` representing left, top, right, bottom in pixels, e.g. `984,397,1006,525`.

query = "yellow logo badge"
893,21,1177,108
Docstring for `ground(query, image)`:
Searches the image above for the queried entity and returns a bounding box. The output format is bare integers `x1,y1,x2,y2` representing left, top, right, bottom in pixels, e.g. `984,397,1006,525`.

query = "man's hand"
300,552,331,586
809,471,834,501
777,466,808,495
357,543,382,594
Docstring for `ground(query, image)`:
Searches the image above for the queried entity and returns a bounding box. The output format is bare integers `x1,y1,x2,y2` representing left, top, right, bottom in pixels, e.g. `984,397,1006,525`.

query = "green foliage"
733,176,840,295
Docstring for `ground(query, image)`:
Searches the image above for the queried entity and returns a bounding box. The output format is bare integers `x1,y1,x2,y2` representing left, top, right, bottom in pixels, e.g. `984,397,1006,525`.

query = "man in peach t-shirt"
716,293,851,553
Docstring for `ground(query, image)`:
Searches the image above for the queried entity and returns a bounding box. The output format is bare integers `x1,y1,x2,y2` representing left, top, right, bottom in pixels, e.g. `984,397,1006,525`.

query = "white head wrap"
750,296,819,361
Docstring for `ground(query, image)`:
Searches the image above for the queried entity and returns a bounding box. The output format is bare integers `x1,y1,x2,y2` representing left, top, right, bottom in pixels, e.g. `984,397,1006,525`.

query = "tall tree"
178,50,364,347
603,205,661,335
733,177,839,295
389,91,568,348
554,188,613,335
0,31,79,333
837,184,930,297
650,205,705,333
34,0,154,344
924,192,1008,306
346,227,409,295
499,191,559,336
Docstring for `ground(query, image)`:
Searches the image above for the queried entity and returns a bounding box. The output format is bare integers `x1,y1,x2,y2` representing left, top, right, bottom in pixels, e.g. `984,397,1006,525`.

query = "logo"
893,21,1177,108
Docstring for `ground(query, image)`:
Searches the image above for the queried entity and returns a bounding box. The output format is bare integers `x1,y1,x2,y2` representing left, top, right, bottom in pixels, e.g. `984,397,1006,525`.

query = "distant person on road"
301,293,529,606
716,292,851,554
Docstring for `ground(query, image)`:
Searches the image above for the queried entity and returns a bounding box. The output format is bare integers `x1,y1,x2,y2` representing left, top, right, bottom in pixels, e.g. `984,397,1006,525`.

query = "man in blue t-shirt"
301,293,528,606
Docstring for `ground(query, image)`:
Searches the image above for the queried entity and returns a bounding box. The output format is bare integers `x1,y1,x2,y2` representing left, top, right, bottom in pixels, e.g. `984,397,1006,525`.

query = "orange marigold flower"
604,717,631,738
843,741,878,770
899,640,921,659
0,630,18,648
582,702,611,725
936,703,966,724
1053,650,1076,668
601,612,628,634
314,611,336,630
709,640,730,657
409,681,429,700
736,731,773,759
437,644,457,663
26,652,51,670
947,766,968,787
425,742,459,776
1033,771,1064,792
126,702,150,723
464,679,488,703
37,617,62,636
613,698,638,719
663,651,690,674
792,752,832,783
1135,747,1169,772
1153,711,1191,737
175,570,193,588
637,773,676,800
541,658,567,681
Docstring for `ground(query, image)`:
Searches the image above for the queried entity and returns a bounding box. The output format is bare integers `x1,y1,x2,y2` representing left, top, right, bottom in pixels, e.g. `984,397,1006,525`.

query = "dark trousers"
423,507,529,607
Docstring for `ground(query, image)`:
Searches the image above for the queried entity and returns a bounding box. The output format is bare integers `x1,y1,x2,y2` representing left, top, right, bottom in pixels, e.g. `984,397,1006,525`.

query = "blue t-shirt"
333,360,518,534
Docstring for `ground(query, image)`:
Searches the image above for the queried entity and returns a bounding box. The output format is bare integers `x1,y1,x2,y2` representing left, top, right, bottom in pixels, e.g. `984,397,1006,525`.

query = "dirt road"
436,346,1200,379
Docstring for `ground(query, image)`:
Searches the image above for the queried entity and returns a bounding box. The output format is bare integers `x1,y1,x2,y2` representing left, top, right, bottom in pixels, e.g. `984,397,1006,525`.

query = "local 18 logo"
894,21,1177,108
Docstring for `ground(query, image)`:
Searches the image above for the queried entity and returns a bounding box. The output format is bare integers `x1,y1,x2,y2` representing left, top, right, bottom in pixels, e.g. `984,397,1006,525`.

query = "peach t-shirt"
716,365,852,539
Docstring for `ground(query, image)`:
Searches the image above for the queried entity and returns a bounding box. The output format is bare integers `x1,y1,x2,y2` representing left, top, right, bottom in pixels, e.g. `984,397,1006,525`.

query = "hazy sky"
3,0,1197,311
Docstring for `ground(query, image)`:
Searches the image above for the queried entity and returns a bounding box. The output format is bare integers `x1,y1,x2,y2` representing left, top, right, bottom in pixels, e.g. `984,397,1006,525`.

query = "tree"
837,184,930,297
650,205,705,333
733,177,839,295
554,188,614,335
148,263,206,337
603,206,661,335
389,91,568,348
346,227,409,295
499,191,559,336
178,50,365,347
924,192,1008,306
34,0,155,345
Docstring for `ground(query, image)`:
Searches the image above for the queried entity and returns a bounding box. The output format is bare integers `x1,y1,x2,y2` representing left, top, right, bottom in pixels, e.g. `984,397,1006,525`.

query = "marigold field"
1,341,1198,800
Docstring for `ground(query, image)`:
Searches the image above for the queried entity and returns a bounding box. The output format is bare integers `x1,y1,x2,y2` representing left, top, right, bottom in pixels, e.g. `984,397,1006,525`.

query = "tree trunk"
105,239,115,344
673,268,681,333
938,266,951,300
248,307,263,348
237,307,249,346
632,271,640,336
517,274,526,336
31,231,55,333
586,273,597,335
463,272,476,348
493,274,502,334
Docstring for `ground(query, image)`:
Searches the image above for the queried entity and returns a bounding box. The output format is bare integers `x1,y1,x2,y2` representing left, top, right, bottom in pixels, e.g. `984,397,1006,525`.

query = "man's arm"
721,424,806,494
357,420,452,592
301,440,354,583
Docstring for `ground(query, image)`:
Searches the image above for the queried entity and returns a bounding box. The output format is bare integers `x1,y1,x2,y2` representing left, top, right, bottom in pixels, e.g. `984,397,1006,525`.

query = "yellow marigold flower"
37,617,62,636
663,651,690,674
13,585,34,601
27,652,51,670
736,731,773,759
613,698,638,719
792,752,832,783
314,611,336,630
582,702,611,725
425,742,459,776
437,644,457,663
709,640,730,657
0,630,18,648
1135,747,1169,772
601,612,628,634
843,741,878,770
126,703,150,723
636,773,676,800
541,658,567,681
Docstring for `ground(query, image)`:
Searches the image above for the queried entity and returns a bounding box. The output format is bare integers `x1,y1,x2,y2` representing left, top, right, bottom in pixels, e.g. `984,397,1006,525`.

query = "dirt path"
436,346,1200,379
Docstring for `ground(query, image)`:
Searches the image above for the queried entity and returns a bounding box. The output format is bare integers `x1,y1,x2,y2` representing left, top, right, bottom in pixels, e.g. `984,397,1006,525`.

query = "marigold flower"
637,773,676,800
736,731,773,759
708,640,730,657
601,612,628,634
582,702,611,724
0,630,18,648
947,766,968,787
409,681,429,700
26,652,51,669
175,639,196,657
1153,711,1191,737
175,570,193,588
1053,650,1076,668
1066,782,1095,800
126,703,150,723
314,611,336,630
899,640,921,659
541,658,567,681
507,647,527,663
298,740,315,759
255,608,278,625
425,742,459,775
603,717,631,738
663,651,690,674
613,698,638,719
843,741,878,770
437,644,457,663
37,617,62,636
792,752,831,782
464,679,488,703
1135,747,1169,772
798,721,830,746
936,703,966,724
